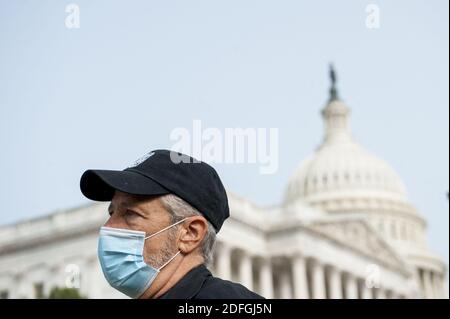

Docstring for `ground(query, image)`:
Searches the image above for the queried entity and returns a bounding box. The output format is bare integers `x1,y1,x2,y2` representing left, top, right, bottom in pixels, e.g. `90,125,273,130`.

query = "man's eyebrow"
107,198,149,216
123,203,147,216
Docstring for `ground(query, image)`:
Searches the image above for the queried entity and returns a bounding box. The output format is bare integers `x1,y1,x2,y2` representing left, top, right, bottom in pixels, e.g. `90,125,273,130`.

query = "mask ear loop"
145,217,188,271
144,217,188,240
157,250,181,271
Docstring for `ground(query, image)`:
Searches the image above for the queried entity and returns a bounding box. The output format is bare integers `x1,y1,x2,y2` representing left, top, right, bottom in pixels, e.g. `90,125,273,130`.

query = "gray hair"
160,194,216,267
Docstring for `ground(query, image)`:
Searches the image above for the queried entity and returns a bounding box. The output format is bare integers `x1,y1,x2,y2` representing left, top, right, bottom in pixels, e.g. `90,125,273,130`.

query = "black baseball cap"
80,149,229,232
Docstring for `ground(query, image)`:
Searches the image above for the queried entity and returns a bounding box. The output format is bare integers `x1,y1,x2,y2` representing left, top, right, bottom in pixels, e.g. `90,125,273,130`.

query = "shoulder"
194,276,265,299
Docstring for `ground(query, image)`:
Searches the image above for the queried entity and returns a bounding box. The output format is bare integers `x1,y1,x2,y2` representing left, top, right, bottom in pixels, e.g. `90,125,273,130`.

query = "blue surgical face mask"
98,218,188,298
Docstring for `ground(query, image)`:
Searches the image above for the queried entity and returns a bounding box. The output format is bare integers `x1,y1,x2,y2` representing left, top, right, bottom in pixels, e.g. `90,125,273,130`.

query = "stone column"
292,255,309,299
423,270,434,299
311,260,326,299
1,274,16,299
46,264,63,296
375,288,386,299
431,272,442,299
217,243,232,281
344,274,359,299
279,271,292,299
15,271,32,298
385,290,394,299
441,275,449,299
238,252,253,291
328,266,342,299
360,280,373,299
86,257,103,299
79,260,90,297
259,258,274,299
438,274,447,299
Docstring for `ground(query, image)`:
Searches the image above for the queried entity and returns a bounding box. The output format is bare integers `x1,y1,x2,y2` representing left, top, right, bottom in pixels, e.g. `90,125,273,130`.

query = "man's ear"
178,216,208,254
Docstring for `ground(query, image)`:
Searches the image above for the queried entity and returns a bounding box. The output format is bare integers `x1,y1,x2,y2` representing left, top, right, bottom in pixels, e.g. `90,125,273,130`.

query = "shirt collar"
158,264,211,299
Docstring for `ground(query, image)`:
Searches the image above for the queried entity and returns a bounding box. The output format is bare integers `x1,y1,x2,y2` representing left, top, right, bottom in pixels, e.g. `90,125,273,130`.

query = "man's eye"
125,210,138,218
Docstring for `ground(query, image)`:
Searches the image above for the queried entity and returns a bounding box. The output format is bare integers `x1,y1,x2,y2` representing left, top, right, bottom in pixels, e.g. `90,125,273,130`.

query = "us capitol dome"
284,65,445,294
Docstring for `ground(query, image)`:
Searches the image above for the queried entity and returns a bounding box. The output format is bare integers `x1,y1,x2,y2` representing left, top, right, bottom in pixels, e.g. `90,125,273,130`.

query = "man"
80,149,263,299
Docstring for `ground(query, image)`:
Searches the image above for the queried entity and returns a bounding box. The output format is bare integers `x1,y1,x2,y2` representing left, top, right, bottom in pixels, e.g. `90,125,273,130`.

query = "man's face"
105,191,179,268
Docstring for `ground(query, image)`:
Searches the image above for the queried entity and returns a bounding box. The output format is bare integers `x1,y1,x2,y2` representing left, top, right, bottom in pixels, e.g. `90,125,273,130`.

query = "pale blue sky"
0,0,448,279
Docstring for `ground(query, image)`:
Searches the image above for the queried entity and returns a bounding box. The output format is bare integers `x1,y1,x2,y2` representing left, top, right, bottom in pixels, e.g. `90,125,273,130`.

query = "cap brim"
80,169,170,201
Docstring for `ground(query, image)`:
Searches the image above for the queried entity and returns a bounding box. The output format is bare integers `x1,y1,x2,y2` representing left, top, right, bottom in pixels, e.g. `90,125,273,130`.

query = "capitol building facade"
0,72,447,299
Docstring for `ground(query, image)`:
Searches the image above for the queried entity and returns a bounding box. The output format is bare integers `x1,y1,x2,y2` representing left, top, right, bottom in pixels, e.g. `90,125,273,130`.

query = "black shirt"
158,264,264,299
